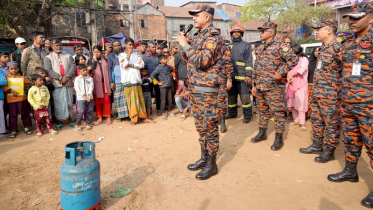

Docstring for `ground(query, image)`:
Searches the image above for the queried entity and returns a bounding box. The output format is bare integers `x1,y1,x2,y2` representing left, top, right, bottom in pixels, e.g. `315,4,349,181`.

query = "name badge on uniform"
352,62,361,76
317,60,322,69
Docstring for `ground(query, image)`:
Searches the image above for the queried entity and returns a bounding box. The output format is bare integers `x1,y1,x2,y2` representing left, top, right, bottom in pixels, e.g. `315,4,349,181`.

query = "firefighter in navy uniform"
226,24,254,124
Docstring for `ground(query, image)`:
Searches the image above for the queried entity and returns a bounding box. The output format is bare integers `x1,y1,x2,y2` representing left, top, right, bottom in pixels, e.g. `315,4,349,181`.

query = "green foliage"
277,0,336,29
293,37,321,45
239,0,293,22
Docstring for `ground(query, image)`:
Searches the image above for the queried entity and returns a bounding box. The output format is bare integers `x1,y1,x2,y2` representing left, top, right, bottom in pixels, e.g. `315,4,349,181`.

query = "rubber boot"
196,154,218,180
314,145,336,163
220,116,227,133
299,140,324,154
362,190,373,208
327,161,359,183
251,128,267,143
270,133,284,151
187,148,208,171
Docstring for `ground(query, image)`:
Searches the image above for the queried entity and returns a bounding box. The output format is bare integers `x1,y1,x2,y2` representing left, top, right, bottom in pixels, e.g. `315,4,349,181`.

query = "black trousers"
160,87,172,114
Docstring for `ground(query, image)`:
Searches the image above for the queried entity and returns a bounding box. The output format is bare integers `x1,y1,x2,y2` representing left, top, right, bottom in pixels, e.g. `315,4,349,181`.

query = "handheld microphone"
183,24,194,36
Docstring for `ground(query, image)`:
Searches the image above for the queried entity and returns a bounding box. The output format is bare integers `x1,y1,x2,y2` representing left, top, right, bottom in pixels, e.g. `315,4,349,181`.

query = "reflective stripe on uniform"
242,103,252,108
236,61,245,66
194,86,219,93
228,104,237,108
245,67,253,71
235,76,246,80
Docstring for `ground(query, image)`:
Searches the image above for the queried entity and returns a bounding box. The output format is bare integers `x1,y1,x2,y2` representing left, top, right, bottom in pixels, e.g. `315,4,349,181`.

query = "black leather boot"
243,118,251,123
187,148,208,171
220,116,227,133
362,190,373,208
314,145,336,163
196,154,218,180
225,115,236,119
327,161,359,182
299,141,324,154
251,128,267,143
270,133,284,151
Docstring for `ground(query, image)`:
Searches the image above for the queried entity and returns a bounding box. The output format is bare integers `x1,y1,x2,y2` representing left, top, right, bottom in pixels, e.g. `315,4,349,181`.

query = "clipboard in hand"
7,78,24,96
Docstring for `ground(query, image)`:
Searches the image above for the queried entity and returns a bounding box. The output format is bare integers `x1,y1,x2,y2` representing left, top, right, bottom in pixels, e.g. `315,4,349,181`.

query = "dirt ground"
0,106,371,210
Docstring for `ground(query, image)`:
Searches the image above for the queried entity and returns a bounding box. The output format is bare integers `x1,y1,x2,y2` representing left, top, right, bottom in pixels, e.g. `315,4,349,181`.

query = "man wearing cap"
11,37,27,76
177,4,232,180
21,31,47,80
251,22,298,151
299,19,343,164
226,24,254,126
326,3,373,208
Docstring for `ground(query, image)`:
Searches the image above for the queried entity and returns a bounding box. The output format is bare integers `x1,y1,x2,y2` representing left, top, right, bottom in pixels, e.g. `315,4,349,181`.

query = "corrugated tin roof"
158,6,223,20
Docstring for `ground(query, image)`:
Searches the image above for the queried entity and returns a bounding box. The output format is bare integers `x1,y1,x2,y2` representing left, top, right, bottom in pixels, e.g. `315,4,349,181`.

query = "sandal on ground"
180,114,186,120
24,128,32,135
85,125,92,130
162,115,167,120
130,121,136,125
56,124,63,130
301,126,307,131
0,134,7,141
290,122,299,126
50,130,58,135
9,132,16,139
143,118,155,123
96,119,103,124
148,116,153,120
36,132,43,137
73,127,82,132
68,123,75,128
170,113,175,117
105,120,112,125
116,118,123,122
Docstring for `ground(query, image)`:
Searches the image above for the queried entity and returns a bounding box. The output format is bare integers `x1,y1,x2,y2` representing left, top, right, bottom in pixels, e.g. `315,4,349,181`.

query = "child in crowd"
34,67,55,123
0,52,10,75
141,67,153,120
75,54,87,76
35,67,55,93
2,61,33,138
74,54,88,123
0,68,7,140
174,80,191,120
150,54,173,120
28,74,58,137
74,64,94,131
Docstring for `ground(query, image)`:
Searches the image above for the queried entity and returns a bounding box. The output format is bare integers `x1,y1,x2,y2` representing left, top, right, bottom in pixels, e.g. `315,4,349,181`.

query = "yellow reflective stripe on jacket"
242,104,252,108
228,104,237,108
236,61,245,66
245,66,253,71
235,76,246,80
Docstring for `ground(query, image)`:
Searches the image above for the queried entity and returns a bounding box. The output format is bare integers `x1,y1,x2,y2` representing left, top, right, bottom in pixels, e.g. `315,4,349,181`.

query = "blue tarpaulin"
98,33,127,46
215,10,231,21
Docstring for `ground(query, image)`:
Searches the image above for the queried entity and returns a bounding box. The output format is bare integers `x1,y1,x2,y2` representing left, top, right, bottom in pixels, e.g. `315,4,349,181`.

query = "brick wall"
105,13,166,40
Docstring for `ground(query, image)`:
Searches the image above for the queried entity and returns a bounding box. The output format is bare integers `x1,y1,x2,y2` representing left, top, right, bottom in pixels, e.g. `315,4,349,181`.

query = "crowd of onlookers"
0,31,191,140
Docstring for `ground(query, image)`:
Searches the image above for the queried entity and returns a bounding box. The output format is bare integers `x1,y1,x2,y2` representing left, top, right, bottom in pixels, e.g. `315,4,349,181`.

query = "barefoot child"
28,74,58,137
74,64,94,131
2,61,33,138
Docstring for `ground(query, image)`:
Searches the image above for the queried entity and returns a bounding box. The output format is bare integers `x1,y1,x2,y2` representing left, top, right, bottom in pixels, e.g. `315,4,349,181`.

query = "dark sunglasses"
19,43,26,45
163,51,169,53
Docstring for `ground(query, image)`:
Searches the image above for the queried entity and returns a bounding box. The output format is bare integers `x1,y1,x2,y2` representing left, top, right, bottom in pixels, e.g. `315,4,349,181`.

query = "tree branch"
42,5,65,22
